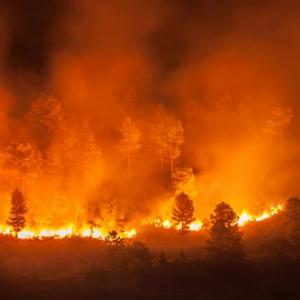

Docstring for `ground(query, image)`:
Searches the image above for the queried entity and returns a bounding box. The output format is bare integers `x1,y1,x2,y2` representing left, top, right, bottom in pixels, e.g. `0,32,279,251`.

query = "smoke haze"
0,0,299,227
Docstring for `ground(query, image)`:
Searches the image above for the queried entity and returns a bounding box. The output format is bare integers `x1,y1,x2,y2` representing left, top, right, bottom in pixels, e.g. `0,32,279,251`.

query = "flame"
0,225,11,235
162,219,172,229
18,230,35,239
0,224,135,240
148,204,283,231
122,229,137,239
80,228,92,238
150,218,172,229
237,212,254,226
189,220,203,231
237,204,283,226
0,204,283,239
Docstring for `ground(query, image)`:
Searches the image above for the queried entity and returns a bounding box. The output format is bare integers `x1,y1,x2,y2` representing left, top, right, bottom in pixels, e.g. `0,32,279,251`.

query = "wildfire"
0,204,283,240
237,204,283,226
0,225,136,240
189,220,203,231
148,204,283,232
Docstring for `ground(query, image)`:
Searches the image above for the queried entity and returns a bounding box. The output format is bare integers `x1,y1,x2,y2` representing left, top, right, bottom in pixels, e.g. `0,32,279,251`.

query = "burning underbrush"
0,197,297,300
0,203,283,240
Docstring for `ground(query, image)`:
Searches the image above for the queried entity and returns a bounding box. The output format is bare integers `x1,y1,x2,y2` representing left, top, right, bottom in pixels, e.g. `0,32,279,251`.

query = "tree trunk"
180,220,185,234
16,212,19,238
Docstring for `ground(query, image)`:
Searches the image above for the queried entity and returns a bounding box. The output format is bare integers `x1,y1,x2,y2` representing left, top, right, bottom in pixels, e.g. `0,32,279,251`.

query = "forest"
0,0,300,299
0,196,299,299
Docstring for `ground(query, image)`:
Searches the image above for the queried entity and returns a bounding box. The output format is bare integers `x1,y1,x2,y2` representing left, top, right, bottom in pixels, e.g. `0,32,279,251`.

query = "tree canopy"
7,189,27,236
172,193,195,233
206,202,244,262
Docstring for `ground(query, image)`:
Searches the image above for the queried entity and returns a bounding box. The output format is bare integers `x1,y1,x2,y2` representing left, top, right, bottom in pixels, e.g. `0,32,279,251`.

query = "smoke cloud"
0,0,299,227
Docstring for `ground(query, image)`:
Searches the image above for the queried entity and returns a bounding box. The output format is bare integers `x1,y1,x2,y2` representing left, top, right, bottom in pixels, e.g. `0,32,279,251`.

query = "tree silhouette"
81,122,104,189
7,189,27,237
285,197,300,257
4,141,43,195
158,251,168,267
105,230,126,248
128,241,152,271
47,122,103,223
172,193,195,233
151,107,184,177
206,202,244,262
27,95,64,134
86,199,103,231
119,117,141,178
263,106,294,153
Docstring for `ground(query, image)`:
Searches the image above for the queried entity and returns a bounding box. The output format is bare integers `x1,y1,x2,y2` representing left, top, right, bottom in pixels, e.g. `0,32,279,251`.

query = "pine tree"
151,107,184,177
46,121,104,224
4,141,43,195
263,106,294,153
81,122,104,188
119,117,141,178
158,251,168,267
7,189,27,237
206,202,244,263
128,241,152,271
27,95,64,134
172,193,195,233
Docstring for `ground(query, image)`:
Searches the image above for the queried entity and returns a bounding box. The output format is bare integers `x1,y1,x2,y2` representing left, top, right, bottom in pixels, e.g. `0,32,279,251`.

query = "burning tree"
4,141,43,195
46,121,104,223
206,202,244,262
151,107,184,177
172,192,195,233
81,123,104,188
7,189,27,237
27,95,64,134
119,117,141,177
263,106,294,153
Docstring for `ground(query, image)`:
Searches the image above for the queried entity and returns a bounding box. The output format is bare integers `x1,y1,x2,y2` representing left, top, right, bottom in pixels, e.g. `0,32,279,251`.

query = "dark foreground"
1,259,300,300
0,228,299,300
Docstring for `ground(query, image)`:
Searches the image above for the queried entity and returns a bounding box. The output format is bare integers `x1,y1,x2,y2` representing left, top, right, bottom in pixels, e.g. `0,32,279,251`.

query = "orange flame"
0,204,283,239
237,204,283,226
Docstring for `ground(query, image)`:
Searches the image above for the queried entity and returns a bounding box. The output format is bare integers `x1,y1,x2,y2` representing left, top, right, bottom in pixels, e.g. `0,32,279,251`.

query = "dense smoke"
0,0,299,228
